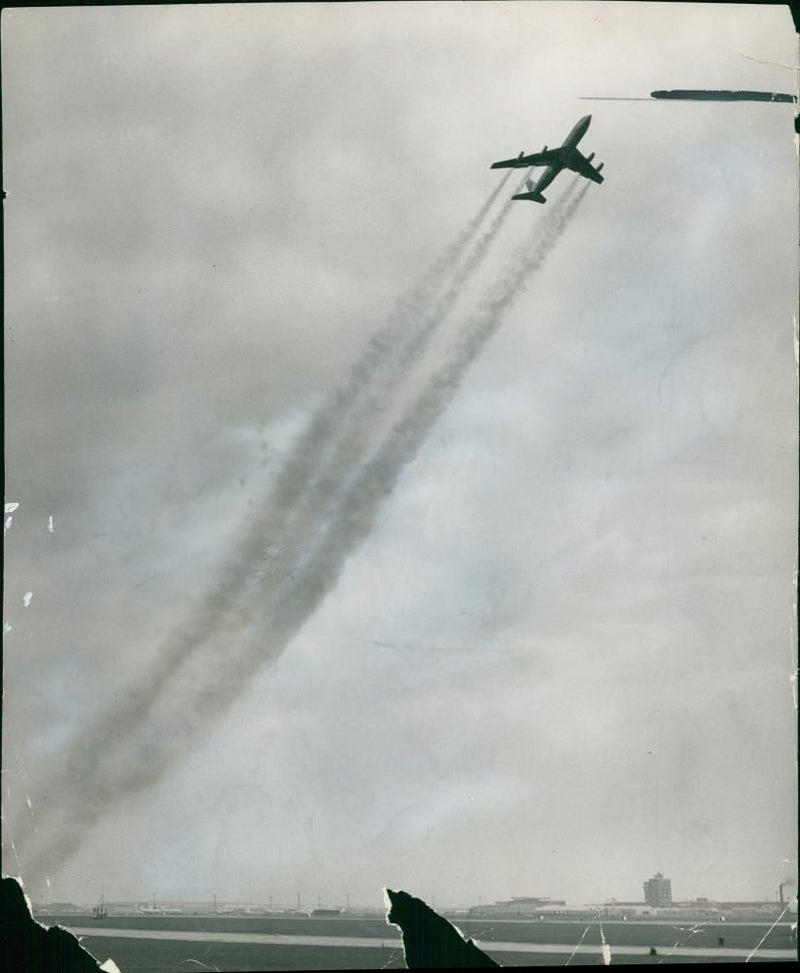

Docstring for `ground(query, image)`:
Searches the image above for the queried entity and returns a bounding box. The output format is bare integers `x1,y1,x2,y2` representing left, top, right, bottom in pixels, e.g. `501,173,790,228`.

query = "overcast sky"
2,2,797,911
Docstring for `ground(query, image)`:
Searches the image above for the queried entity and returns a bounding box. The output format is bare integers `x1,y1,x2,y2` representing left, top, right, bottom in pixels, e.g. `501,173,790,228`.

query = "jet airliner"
491,114,604,203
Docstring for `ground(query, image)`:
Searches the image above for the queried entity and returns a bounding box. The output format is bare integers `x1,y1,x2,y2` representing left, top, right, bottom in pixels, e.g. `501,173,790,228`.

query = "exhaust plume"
9,175,514,886
12,174,513,837
14,177,589,890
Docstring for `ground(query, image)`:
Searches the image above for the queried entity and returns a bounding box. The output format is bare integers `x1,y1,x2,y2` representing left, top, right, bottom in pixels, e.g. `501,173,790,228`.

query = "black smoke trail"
19,178,590,889
9,176,515,886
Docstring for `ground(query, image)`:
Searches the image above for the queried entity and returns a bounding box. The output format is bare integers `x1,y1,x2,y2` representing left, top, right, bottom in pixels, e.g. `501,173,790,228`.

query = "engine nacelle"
596,162,604,172
542,144,548,153
586,152,595,163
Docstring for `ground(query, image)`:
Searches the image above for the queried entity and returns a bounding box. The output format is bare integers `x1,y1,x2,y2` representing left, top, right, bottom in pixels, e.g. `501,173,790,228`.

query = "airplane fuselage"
531,164,559,197
531,115,590,195
564,114,592,151
493,113,602,202
542,114,591,171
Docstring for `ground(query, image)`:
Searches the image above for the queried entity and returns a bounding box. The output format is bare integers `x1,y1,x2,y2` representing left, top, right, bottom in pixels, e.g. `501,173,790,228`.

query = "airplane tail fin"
513,175,546,202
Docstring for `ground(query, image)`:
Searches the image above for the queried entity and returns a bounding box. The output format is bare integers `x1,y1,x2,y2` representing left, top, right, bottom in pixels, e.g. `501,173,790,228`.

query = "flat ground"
43,914,795,950
40,913,796,971
73,935,791,971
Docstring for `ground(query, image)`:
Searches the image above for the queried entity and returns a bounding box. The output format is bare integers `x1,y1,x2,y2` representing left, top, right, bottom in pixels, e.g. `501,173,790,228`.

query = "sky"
2,2,798,912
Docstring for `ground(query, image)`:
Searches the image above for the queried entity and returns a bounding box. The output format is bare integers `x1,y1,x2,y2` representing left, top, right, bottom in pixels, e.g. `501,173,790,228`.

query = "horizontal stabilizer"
512,191,546,203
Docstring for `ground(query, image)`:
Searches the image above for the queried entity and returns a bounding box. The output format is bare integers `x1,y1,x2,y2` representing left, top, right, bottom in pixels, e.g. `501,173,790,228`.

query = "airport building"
643,872,672,908
469,896,566,917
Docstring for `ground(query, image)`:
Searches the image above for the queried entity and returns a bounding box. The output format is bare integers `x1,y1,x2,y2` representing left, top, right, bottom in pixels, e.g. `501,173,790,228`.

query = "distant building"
601,901,657,917
35,902,85,915
469,896,566,917
643,872,672,908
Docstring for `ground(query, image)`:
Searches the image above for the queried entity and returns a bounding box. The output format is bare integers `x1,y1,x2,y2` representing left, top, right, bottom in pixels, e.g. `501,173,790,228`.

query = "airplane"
490,114,604,203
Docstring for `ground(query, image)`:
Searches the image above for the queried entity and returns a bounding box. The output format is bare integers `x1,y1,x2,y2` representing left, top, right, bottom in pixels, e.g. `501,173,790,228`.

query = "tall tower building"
643,872,672,907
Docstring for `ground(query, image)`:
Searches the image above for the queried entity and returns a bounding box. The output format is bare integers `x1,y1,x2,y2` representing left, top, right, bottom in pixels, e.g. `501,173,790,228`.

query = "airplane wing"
566,149,604,183
491,148,563,169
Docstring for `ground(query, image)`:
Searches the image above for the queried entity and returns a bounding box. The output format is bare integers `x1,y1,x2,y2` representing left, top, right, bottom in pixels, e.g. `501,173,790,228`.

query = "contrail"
18,178,590,888
9,176,515,885
21,182,589,883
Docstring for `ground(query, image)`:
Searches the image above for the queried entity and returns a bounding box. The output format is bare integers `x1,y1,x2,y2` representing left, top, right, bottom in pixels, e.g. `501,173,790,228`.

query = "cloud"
3,2,796,907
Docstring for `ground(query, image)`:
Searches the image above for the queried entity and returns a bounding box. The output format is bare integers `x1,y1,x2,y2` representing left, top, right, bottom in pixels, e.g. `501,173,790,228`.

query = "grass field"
44,913,796,971
44,913,796,951
77,938,407,972
74,935,790,971
455,917,795,952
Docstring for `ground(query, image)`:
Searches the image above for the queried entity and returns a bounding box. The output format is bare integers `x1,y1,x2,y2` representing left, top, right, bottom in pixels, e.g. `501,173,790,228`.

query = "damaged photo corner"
1,1,798,970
